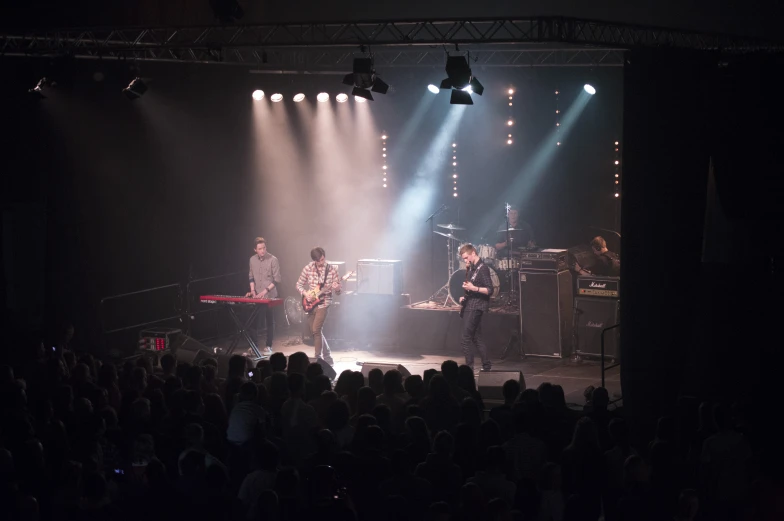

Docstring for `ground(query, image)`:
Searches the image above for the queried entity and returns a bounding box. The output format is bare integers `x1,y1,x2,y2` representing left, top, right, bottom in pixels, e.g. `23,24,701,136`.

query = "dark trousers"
307,306,333,364
461,308,490,370
255,305,274,348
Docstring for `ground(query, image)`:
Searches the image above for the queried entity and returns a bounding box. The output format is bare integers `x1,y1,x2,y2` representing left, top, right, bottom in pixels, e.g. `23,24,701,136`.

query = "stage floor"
223,330,621,408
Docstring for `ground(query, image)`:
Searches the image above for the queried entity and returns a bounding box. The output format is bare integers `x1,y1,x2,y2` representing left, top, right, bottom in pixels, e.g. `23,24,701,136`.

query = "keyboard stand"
226,305,263,359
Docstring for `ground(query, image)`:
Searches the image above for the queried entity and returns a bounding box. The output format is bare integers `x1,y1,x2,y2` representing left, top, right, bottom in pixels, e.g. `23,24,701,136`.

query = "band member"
459,244,494,372
494,208,536,254
245,237,282,355
574,236,621,277
296,247,342,365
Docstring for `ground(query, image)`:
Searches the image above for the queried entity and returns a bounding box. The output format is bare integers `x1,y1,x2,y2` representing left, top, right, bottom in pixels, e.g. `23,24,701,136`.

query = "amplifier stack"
573,275,620,360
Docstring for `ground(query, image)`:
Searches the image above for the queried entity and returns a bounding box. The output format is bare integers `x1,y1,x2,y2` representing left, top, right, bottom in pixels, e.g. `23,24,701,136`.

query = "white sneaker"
261,346,273,356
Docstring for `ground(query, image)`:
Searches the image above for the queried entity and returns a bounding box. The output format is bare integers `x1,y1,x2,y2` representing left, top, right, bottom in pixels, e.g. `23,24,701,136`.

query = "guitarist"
296,247,342,366
458,244,493,372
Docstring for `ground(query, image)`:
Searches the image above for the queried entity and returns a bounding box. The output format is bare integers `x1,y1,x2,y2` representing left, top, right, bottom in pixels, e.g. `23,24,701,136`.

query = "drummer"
494,208,536,256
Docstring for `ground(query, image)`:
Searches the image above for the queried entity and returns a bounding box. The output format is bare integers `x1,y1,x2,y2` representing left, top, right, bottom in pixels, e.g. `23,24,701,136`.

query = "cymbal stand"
426,236,459,308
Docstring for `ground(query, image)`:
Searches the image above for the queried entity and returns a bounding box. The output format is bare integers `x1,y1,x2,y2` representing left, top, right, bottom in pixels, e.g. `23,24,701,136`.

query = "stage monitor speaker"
173,334,252,378
477,371,525,404
573,297,620,359
359,363,412,379
309,357,338,380
519,269,573,357
356,259,403,295
172,334,212,365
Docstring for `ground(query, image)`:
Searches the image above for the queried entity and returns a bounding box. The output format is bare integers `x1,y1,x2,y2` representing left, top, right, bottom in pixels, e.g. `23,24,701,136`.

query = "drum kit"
429,222,526,308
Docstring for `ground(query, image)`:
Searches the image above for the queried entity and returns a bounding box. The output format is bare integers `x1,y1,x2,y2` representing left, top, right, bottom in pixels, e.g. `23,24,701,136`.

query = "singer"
458,244,493,372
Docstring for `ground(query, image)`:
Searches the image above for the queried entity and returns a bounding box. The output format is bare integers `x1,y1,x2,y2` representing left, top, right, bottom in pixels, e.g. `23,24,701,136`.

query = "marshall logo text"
589,282,607,288
586,321,604,328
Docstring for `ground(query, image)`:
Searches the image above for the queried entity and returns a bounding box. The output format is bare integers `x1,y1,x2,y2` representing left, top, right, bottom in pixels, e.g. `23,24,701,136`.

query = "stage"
212,301,621,408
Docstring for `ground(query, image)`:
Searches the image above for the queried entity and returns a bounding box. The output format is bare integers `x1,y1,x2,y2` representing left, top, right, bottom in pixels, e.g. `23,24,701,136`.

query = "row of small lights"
614,140,621,198
507,88,514,145
555,89,562,147
251,90,367,103
451,142,459,197
382,133,389,188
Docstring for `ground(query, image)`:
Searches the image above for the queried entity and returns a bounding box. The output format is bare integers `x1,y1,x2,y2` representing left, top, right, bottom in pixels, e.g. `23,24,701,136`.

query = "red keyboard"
199,295,284,306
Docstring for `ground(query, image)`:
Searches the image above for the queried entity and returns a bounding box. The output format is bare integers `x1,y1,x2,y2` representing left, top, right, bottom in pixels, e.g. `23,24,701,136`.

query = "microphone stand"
426,204,448,294
504,204,518,308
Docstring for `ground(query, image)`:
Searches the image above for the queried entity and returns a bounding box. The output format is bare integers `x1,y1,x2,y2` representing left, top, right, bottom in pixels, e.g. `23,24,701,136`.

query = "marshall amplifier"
517,249,568,272
577,276,620,298
573,296,620,359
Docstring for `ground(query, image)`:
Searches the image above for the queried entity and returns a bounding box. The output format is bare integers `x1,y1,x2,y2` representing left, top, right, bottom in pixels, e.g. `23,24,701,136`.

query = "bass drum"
448,267,501,304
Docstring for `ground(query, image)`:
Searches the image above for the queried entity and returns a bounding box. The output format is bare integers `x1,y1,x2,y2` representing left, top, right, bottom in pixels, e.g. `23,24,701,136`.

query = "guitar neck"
313,271,353,297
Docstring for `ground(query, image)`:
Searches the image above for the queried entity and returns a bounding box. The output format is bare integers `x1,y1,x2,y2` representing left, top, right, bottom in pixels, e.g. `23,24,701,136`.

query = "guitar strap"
470,260,483,282
322,263,330,287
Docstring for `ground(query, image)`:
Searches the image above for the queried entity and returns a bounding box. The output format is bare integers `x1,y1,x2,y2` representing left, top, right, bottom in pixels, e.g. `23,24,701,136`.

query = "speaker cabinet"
519,269,573,357
477,371,525,405
359,363,412,379
173,334,253,378
356,259,403,295
172,334,212,364
309,357,338,380
573,297,620,359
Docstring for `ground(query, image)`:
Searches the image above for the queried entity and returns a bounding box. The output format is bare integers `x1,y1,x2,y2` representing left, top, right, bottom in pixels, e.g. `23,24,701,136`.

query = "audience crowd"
0,338,779,521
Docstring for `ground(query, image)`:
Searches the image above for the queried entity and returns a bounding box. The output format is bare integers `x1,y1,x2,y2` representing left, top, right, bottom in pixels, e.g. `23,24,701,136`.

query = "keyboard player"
245,237,282,355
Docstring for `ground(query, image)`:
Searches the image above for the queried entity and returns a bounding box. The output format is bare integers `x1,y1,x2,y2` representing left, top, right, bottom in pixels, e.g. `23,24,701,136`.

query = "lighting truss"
1,17,781,68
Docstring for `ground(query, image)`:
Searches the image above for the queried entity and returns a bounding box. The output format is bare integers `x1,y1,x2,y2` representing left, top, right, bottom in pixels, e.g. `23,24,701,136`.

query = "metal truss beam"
1,17,781,68
240,47,624,69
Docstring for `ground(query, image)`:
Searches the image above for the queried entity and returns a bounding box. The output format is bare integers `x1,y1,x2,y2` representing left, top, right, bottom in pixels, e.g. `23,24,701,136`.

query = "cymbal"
437,223,466,231
433,230,465,241
496,227,528,233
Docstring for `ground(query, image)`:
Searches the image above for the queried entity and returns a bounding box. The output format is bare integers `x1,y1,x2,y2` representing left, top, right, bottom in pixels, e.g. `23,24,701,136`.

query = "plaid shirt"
464,261,493,313
296,262,342,309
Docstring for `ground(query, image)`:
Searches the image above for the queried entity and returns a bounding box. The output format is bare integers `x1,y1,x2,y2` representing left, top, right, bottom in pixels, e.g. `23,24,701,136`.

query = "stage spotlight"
122,77,147,100
342,55,389,101
439,55,484,104
507,139,513,145
427,84,439,94
336,93,348,103
293,93,305,102
270,93,283,102
354,96,366,103
584,84,596,95
27,77,48,99
317,92,329,103
252,90,265,100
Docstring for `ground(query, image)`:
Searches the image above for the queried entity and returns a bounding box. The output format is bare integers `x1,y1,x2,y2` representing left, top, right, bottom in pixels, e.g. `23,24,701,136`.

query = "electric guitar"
302,270,355,313
459,263,472,318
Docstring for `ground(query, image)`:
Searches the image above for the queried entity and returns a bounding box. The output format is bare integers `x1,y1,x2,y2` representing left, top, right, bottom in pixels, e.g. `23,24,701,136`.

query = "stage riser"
398,308,519,357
